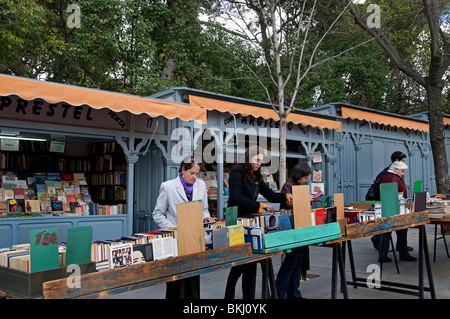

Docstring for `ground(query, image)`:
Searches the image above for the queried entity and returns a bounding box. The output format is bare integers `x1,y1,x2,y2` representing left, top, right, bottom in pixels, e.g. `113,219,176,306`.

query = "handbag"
365,179,380,201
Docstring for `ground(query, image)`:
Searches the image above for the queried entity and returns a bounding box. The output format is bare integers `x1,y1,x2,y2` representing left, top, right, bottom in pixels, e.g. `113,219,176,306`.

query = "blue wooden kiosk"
0,74,207,247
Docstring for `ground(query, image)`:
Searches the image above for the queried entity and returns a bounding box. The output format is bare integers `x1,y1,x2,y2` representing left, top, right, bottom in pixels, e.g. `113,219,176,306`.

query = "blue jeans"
276,246,306,299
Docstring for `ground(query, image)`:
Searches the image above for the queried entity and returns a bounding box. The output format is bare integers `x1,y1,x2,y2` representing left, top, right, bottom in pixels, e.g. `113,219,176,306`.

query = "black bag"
365,180,380,201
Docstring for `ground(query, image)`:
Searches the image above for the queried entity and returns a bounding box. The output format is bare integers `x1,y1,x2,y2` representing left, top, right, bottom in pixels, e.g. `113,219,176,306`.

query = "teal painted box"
252,222,342,253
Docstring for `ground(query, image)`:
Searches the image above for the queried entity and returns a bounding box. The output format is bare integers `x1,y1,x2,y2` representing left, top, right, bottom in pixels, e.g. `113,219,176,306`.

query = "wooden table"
429,217,450,262
42,244,282,299
325,213,435,299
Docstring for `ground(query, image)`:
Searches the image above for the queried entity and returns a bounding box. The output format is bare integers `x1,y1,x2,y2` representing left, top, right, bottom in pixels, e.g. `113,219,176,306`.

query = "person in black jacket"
276,162,312,299
224,145,293,299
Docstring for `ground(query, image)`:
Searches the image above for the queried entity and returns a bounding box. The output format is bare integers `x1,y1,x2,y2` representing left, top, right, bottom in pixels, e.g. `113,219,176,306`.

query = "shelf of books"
0,222,250,298
0,205,341,298
0,140,129,247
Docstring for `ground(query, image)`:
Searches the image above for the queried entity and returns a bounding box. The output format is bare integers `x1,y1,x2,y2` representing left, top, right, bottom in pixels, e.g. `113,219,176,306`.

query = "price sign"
30,227,59,273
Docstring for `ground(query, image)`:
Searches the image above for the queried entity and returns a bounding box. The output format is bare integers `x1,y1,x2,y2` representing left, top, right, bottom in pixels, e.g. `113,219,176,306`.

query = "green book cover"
30,227,59,273
225,206,238,226
413,180,422,194
380,182,400,218
65,226,93,265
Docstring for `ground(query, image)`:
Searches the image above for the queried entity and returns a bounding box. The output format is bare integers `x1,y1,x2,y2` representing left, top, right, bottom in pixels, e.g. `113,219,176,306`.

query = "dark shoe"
400,254,417,261
371,236,380,251
379,256,392,263
396,246,413,252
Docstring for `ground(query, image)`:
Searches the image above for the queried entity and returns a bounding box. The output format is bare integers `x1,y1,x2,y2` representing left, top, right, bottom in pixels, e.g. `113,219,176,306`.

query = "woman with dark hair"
276,162,312,299
153,155,216,298
153,156,215,229
280,162,312,210
225,145,293,299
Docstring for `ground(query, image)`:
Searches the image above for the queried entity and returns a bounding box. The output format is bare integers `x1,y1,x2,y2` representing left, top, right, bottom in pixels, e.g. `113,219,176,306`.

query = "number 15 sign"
30,228,59,273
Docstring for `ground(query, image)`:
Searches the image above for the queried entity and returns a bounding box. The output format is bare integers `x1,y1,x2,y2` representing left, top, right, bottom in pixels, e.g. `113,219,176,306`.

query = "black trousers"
166,276,200,299
224,263,257,299
377,229,409,260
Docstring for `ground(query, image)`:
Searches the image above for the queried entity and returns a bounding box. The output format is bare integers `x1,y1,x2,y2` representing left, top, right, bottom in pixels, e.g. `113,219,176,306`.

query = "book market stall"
339,184,435,298
0,74,206,248
0,75,447,300
0,186,344,299
425,194,450,262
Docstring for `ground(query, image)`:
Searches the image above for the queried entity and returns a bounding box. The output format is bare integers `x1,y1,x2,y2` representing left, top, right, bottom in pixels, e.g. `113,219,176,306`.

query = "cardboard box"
349,202,379,211
344,210,361,224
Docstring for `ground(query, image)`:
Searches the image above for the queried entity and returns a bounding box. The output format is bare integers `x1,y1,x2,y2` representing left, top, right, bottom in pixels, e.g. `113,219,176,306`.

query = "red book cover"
66,194,76,203
61,173,74,181
13,188,25,199
315,208,326,225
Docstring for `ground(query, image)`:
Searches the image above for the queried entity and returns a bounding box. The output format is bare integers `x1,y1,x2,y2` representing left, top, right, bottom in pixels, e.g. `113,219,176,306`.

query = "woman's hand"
262,203,277,211
286,193,293,205
204,216,217,223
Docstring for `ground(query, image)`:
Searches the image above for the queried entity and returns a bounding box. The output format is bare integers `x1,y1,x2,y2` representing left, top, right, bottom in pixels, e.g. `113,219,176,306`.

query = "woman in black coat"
224,145,293,299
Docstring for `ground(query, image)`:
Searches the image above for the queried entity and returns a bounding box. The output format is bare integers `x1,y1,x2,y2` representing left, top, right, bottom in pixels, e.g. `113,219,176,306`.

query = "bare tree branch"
343,0,427,87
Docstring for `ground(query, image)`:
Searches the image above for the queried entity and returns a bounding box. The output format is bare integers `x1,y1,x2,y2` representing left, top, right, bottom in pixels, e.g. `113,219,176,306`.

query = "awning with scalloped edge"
340,106,429,132
0,74,207,124
189,95,341,132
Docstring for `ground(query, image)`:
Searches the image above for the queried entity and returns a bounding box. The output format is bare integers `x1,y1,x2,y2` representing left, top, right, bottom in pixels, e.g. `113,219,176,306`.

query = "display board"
176,201,205,255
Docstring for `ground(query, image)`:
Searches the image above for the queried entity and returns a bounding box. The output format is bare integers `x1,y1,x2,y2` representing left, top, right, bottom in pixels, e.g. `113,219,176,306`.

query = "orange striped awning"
0,74,207,124
445,116,450,127
340,106,429,132
189,95,341,131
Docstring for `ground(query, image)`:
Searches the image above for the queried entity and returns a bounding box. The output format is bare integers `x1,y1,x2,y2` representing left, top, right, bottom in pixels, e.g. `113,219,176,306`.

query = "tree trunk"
426,81,450,193
160,58,177,79
344,0,450,195
279,115,287,189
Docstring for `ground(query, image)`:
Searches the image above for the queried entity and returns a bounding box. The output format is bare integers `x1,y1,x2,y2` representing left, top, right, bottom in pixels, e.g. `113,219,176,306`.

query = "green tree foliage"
303,5,393,110
0,0,64,77
1,0,447,115
343,0,449,193
0,0,264,98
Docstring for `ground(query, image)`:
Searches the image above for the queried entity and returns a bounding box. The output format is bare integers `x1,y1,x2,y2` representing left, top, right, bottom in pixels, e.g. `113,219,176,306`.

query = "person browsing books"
224,145,293,299
276,162,311,299
369,152,414,261
377,160,416,262
152,155,216,298
153,156,216,229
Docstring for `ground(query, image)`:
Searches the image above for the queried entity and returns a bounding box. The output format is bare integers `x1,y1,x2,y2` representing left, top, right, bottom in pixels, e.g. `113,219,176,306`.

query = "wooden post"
334,193,347,233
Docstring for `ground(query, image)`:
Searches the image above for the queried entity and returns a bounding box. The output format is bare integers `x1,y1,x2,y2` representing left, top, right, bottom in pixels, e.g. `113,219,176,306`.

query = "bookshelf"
0,140,127,215
0,140,129,247
89,142,127,204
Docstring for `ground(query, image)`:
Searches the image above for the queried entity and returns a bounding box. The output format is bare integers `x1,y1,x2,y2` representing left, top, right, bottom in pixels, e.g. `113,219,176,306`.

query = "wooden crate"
345,211,428,237
0,262,96,298
252,222,342,253
43,244,252,299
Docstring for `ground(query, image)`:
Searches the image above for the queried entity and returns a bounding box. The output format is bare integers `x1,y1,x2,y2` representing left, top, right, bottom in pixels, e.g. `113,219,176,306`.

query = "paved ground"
105,224,450,300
